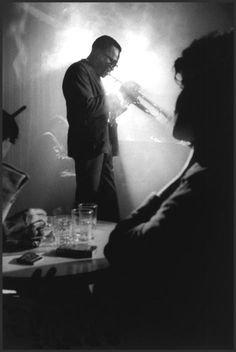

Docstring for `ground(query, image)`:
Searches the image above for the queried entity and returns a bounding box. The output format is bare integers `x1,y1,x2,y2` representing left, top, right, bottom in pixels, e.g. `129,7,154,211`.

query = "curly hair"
173,29,234,162
174,29,234,89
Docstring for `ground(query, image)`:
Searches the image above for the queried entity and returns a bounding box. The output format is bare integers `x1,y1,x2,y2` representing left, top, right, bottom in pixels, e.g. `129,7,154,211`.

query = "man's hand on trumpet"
105,80,144,125
119,81,141,105
106,92,129,125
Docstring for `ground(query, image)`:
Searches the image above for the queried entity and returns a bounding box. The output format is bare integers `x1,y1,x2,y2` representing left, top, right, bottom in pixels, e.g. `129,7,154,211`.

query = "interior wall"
2,2,233,218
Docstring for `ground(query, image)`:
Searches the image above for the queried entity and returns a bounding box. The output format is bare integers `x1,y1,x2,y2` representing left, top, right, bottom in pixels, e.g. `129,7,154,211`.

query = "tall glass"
52,214,72,246
71,208,93,243
78,203,98,237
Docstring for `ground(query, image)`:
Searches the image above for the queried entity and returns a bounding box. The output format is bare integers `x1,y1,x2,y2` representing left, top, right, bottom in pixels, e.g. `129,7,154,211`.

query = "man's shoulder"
183,162,207,180
66,59,90,74
177,162,209,197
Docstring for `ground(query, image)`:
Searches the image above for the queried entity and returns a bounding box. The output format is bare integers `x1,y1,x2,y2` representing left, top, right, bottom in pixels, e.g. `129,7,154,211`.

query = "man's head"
172,30,234,155
88,35,121,77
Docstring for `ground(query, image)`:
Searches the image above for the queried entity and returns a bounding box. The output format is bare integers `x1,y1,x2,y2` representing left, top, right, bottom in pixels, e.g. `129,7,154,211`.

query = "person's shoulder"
183,162,207,180
170,163,207,201
179,162,209,197
66,59,89,74
63,60,85,79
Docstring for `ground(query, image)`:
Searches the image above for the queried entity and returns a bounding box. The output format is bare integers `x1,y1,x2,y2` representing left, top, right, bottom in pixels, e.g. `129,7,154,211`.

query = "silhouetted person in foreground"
62,35,124,221
93,30,234,348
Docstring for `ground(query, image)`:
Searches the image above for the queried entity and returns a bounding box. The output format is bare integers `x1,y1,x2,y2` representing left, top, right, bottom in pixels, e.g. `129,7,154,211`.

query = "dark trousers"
74,153,119,222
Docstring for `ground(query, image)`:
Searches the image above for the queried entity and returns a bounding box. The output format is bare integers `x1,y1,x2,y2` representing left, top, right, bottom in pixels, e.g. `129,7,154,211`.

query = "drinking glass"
71,208,93,243
78,203,98,239
52,214,72,246
78,203,98,227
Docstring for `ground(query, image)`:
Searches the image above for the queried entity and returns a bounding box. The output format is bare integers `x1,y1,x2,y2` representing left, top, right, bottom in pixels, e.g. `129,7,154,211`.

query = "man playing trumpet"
63,35,127,222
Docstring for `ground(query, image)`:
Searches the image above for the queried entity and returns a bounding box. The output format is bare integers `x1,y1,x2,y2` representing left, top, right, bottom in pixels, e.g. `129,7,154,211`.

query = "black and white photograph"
2,1,235,349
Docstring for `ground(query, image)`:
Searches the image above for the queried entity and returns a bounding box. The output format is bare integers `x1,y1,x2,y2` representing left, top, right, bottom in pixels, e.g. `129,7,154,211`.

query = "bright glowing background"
40,13,179,146
114,30,170,92
42,27,93,71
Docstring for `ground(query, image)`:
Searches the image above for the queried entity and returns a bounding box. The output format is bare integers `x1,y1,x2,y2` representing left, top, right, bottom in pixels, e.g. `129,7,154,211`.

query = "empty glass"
71,208,93,243
78,203,98,228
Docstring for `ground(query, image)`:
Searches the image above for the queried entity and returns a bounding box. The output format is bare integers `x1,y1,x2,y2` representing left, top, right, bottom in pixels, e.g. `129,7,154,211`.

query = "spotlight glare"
42,27,93,71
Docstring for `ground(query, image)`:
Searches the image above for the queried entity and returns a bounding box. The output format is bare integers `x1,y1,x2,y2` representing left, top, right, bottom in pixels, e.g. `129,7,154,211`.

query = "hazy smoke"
3,2,233,215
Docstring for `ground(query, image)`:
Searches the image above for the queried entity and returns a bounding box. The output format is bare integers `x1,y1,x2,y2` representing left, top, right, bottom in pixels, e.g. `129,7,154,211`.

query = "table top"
3,221,116,280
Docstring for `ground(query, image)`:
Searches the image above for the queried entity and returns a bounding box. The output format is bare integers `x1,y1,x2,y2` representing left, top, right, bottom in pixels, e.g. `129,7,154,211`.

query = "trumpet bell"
109,75,173,123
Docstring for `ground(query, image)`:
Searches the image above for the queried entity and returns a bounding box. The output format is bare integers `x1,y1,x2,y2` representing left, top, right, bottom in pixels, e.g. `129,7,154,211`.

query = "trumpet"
108,74,173,123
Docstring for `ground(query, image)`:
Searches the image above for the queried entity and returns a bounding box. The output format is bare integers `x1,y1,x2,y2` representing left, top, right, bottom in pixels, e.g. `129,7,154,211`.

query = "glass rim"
72,208,93,214
78,203,98,207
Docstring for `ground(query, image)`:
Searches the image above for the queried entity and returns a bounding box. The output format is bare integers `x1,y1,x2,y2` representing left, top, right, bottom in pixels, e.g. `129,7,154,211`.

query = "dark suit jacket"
104,159,234,323
101,157,233,346
62,59,110,158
